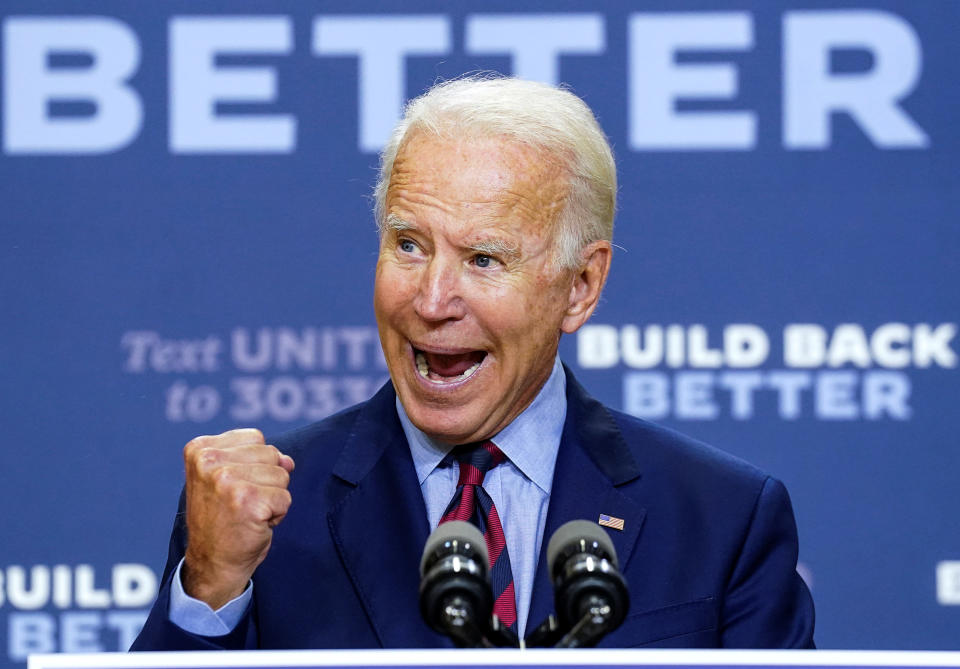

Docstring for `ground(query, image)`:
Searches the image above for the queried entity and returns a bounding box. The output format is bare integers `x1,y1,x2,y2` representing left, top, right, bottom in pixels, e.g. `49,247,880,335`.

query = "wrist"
182,552,251,610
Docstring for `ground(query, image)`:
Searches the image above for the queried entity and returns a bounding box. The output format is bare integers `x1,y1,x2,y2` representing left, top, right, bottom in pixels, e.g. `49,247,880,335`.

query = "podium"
27,650,960,669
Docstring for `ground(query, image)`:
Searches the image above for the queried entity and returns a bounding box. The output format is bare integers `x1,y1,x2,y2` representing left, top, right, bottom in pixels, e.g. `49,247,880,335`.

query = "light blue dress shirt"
170,357,567,638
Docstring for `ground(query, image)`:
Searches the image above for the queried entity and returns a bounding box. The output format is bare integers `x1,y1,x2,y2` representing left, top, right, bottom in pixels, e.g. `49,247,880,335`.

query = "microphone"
546,520,630,648
419,521,493,647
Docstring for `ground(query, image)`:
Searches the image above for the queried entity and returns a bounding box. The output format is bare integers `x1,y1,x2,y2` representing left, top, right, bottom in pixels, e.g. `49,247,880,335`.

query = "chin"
402,399,491,445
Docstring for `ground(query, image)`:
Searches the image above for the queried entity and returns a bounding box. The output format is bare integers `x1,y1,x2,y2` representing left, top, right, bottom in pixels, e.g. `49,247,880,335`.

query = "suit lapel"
527,368,648,631
326,383,451,648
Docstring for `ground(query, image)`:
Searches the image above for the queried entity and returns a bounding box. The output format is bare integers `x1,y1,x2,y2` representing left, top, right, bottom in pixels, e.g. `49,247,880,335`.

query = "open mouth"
414,348,487,384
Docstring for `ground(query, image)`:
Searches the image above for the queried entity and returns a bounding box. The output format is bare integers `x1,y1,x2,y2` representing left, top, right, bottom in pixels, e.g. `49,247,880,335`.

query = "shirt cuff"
168,558,252,636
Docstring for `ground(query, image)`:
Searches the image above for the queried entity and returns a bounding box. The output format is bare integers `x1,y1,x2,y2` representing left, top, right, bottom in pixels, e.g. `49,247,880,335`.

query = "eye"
474,254,495,268
399,239,416,253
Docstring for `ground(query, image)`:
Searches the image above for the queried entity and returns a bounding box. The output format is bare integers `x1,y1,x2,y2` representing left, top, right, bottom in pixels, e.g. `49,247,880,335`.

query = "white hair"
373,75,616,270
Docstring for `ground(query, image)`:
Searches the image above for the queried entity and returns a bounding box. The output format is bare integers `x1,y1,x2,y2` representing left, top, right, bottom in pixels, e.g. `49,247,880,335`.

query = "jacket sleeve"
721,476,816,648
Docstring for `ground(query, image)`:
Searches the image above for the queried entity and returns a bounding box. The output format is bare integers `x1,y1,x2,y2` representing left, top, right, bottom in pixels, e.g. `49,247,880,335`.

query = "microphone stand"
553,595,616,648
436,604,521,648
486,615,521,648
522,600,616,649
437,595,491,648
442,604,615,649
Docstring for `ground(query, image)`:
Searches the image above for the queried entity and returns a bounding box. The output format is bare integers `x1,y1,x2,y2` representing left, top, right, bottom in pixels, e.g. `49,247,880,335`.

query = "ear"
560,240,612,334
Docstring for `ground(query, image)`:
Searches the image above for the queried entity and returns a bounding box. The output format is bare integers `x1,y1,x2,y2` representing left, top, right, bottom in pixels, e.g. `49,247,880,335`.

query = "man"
132,76,814,650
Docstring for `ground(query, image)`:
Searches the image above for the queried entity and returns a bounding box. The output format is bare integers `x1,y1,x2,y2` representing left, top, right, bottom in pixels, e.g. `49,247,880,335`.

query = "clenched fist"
181,428,295,609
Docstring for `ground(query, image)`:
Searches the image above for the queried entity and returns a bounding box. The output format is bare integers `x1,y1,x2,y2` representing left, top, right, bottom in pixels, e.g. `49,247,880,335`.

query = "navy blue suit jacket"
131,367,814,650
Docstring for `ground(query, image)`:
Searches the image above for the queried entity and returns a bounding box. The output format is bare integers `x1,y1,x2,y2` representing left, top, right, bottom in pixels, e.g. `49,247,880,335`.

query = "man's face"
374,131,579,444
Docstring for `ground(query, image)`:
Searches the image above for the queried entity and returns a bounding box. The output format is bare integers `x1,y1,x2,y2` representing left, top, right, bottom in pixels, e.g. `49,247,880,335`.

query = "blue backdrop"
1,1,958,664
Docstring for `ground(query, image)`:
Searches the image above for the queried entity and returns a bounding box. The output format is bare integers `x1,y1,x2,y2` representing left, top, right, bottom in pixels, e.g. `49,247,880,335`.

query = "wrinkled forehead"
384,133,571,246
386,130,571,218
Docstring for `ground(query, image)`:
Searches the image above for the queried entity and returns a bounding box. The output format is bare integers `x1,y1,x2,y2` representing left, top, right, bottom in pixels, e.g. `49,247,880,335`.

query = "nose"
413,256,466,322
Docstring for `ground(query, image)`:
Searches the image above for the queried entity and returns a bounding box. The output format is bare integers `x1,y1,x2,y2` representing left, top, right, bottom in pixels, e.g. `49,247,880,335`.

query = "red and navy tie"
439,441,518,632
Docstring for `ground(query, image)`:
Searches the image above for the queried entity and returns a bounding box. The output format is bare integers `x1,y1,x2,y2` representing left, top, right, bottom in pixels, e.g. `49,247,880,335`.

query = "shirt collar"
398,356,567,494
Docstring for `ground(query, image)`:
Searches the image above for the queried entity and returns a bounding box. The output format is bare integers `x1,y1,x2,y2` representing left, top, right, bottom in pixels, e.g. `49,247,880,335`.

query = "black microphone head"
419,520,489,576
547,519,629,644
419,521,493,640
547,519,618,579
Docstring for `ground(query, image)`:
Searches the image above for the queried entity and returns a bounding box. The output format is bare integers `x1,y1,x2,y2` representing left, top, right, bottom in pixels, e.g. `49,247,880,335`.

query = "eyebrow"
469,238,520,260
385,213,520,260
384,214,414,232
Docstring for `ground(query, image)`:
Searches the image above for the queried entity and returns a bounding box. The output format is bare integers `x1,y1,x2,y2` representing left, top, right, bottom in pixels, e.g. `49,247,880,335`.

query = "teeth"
459,360,481,380
415,352,482,384
416,352,430,378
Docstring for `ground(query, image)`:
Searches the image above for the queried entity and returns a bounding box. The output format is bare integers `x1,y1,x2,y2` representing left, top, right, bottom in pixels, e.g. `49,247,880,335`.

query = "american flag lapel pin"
598,513,625,531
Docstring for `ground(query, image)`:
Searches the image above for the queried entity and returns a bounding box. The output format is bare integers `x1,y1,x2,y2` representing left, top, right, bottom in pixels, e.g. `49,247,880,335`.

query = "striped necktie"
439,440,518,632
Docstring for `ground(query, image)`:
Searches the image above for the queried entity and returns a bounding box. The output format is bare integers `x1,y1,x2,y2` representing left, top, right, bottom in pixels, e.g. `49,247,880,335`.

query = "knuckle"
183,435,212,458
228,482,253,511
197,446,226,470
210,461,230,480
210,464,236,491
